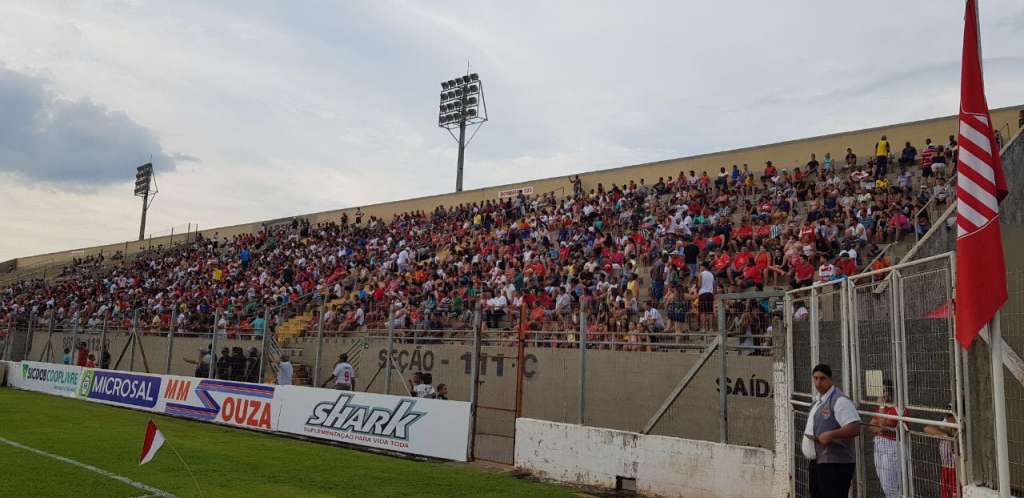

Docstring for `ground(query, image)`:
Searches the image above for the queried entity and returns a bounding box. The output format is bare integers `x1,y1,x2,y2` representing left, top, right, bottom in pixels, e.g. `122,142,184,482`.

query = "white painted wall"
515,418,774,498
962,484,1005,498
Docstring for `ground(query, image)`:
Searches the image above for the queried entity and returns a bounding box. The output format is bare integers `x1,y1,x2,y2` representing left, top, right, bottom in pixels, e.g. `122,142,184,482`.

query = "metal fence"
787,252,964,498
3,294,780,466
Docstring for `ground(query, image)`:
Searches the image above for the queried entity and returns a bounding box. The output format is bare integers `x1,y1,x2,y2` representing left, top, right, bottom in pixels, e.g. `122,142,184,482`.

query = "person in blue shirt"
899,141,917,167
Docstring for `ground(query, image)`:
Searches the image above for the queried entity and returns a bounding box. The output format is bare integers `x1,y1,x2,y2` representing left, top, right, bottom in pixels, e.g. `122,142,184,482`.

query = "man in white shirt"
277,354,294,386
802,364,860,498
321,353,355,390
640,301,666,335
818,256,836,282
484,290,508,329
697,262,715,331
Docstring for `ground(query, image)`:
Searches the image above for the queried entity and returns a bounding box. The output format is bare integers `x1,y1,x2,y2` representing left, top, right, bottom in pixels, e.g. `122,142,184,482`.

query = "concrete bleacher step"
274,296,349,341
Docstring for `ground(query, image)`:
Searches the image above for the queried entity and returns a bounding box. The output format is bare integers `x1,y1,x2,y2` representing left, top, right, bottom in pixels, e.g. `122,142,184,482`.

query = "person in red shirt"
694,234,708,251
755,222,771,240
835,252,857,278
713,252,731,278
729,249,751,285
735,224,754,242
792,257,815,287
75,342,89,366
741,260,764,290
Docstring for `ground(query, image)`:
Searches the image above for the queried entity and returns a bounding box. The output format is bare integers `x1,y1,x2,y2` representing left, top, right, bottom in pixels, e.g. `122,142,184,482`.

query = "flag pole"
988,311,1010,498
166,439,204,498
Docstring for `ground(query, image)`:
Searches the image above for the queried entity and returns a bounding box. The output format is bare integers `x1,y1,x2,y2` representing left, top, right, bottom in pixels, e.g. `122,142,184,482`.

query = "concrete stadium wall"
25,329,262,378
514,418,774,498
292,337,776,448
9,105,1022,271
25,330,776,456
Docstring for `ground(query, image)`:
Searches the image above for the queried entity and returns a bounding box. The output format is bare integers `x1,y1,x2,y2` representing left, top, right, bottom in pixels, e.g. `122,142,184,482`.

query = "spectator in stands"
276,354,293,385
899,141,917,167
931,146,948,179
436,383,449,400
639,301,666,343
484,290,508,329
697,262,715,332
85,354,97,368
844,148,857,169
806,154,820,176
569,175,583,197
822,153,834,173
874,135,891,179
62,348,71,365
649,256,666,302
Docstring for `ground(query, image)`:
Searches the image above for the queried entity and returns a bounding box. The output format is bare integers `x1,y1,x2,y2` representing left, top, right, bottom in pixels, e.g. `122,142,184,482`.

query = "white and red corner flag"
139,420,166,465
955,0,1008,348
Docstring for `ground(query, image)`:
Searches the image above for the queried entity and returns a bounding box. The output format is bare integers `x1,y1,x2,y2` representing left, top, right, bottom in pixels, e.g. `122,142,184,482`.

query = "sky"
1,0,1023,262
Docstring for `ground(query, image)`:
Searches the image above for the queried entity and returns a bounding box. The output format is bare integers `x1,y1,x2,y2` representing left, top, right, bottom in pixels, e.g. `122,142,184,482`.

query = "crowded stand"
0,134,958,353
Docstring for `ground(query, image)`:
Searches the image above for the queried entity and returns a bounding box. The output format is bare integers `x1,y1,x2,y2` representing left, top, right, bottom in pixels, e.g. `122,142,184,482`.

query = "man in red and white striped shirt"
925,412,959,498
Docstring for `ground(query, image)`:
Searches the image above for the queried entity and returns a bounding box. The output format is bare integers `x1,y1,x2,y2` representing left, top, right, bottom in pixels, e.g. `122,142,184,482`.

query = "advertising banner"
274,385,471,461
78,369,163,410
7,362,471,461
498,186,534,198
13,361,83,398
164,377,276,432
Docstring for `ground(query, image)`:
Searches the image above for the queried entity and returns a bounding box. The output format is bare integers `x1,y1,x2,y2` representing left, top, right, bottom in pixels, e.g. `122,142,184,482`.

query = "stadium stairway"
274,296,349,341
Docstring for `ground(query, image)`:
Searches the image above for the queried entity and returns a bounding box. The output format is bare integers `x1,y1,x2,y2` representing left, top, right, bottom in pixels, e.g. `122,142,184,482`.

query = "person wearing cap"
802,363,860,498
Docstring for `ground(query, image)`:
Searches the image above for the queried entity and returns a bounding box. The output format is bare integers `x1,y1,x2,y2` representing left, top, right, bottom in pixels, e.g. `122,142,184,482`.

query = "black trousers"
809,461,855,498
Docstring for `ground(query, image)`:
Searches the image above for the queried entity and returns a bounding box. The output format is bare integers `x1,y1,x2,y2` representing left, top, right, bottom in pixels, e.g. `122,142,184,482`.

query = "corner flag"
140,420,165,465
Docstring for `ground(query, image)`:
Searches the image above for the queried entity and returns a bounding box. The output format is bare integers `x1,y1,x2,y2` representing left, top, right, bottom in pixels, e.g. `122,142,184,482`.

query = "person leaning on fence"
869,380,906,498
802,363,860,498
925,409,960,498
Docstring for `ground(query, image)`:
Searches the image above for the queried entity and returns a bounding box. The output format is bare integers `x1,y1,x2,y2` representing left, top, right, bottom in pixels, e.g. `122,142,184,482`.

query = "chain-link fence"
997,271,1024,495
787,252,963,498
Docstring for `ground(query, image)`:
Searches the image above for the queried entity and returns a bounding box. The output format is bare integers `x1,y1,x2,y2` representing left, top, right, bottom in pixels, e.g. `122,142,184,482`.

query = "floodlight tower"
133,162,158,241
439,72,488,192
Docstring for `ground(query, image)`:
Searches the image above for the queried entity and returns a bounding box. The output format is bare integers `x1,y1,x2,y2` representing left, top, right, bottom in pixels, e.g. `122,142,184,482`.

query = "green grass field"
0,388,574,498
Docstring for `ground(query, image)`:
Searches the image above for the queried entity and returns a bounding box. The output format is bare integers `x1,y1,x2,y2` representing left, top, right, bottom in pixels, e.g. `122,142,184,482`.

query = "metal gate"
786,253,966,498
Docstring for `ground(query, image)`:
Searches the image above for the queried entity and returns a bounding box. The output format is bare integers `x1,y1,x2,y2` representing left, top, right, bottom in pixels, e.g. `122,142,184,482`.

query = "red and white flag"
139,420,166,465
955,0,1008,348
